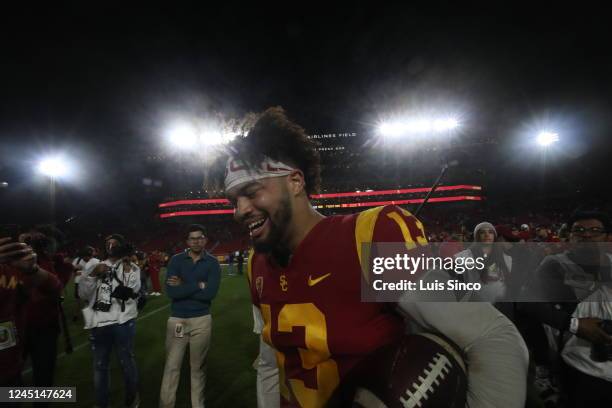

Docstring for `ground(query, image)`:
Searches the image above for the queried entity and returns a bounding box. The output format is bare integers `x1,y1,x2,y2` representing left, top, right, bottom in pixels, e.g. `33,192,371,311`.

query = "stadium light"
378,122,406,137
166,121,238,149
201,130,238,147
378,117,460,137
38,157,68,178
168,125,198,149
536,131,559,147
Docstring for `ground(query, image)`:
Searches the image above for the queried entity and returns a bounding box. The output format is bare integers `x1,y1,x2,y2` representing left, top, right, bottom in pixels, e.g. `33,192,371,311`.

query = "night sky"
1,4,611,224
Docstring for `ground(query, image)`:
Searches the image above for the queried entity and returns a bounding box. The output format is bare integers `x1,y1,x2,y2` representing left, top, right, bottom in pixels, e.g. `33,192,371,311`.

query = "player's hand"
1,237,38,273
12,251,38,274
122,259,135,272
577,318,612,345
0,237,34,264
92,263,110,279
167,276,182,286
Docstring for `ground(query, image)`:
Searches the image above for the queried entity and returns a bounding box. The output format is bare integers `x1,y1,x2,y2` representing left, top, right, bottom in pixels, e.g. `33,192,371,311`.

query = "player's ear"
287,170,306,196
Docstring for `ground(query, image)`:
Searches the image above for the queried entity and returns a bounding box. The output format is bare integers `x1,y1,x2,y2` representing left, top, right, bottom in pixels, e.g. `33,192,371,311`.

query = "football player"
223,107,528,407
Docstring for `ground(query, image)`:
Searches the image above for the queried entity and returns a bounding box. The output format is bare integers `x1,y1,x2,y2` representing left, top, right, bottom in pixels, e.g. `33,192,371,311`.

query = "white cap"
473,222,497,240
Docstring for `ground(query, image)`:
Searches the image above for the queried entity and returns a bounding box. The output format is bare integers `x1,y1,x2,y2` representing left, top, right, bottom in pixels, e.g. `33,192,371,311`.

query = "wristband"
569,317,579,334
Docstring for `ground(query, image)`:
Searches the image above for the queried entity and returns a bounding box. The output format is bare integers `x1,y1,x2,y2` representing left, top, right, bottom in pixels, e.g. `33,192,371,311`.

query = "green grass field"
24,266,258,407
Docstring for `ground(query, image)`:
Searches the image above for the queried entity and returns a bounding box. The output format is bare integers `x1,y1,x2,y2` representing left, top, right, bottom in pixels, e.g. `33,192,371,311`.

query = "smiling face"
569,218,607,243
476,227,496,244
226,177,293,253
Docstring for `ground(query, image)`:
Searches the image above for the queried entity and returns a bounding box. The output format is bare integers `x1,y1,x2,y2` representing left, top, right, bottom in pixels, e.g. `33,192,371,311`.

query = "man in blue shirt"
159,224,221,408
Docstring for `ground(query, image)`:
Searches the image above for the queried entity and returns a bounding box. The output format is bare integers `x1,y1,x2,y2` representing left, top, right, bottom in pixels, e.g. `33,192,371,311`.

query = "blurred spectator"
148,250,163,296
236,250,244,275
132,251,149,296
79,234,141,408
455,222,512,303
19,225,73,396
228,251,235,275
495,225,527,300
520,210,612,407
438,232,466,258
558,223,570,242
72,245,99,322
0,235,61,393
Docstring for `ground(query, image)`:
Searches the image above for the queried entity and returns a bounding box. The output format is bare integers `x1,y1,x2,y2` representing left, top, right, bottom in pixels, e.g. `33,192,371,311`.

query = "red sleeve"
355,205,430,284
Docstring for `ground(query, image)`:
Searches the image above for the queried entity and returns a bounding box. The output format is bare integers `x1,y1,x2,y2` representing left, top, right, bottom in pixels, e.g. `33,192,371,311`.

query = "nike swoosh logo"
308,273,331,286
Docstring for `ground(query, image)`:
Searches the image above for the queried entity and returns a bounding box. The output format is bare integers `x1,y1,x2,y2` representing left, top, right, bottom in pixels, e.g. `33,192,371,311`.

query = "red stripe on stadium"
158,185,482,207
159,196,482,218
311,185,481,199
160,209,235,218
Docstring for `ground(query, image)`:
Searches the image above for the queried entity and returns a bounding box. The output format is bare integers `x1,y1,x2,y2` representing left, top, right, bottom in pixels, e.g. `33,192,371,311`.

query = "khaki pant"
159,314,212,408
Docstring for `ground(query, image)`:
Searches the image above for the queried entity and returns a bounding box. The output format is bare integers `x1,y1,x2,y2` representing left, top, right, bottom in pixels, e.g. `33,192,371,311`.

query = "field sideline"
23,266,258,407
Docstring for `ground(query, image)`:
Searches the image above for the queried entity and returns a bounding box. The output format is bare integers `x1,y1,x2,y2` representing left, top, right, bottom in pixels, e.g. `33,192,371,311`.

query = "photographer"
521,211,612,407
0,235,61,390
79,234,141,408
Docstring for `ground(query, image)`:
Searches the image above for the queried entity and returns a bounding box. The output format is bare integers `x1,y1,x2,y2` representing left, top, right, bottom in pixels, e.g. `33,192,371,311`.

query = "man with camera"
522,210,612,407
79,234,141,408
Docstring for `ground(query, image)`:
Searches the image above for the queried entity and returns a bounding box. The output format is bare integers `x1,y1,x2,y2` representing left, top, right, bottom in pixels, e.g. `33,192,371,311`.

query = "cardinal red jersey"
247,205,428,408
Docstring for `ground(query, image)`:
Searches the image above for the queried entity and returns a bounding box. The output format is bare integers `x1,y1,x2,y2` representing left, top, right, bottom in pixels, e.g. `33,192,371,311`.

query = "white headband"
224,156,296,191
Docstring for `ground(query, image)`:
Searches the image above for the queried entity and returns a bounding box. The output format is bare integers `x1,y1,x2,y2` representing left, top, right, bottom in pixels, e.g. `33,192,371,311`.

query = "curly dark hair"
212,107,321,195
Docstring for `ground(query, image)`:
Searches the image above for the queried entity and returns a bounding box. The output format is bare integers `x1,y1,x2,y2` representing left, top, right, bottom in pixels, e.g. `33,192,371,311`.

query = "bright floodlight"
536,131,559,147
168,125,198,149
201,130,237,146
445,118,459,129
38,157,68,178
378,117,460,137
378,122,406,137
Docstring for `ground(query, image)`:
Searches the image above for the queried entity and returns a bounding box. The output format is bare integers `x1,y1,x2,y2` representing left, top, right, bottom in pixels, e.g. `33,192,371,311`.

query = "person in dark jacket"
159,224,221,408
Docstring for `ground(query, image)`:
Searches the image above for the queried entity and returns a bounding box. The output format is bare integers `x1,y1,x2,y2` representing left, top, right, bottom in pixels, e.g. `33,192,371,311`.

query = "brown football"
333,333,467,408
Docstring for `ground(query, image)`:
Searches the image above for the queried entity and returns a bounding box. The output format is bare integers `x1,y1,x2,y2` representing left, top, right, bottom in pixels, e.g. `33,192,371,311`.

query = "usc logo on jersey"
280,274,288,291
255,276,264,298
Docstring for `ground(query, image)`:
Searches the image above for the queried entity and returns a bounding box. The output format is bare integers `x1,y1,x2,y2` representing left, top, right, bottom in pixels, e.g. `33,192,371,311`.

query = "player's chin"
252,231,282,253
252,236,274,253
